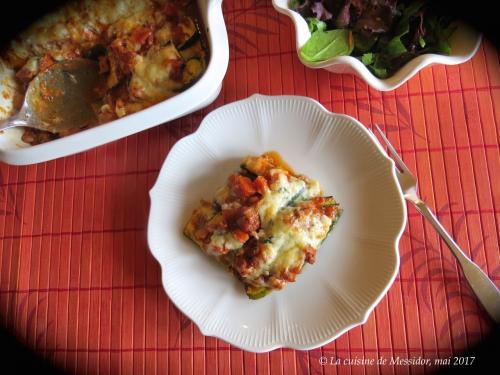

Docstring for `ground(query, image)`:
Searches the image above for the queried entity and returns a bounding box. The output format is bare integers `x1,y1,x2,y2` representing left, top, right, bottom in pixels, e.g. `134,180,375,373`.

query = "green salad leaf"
361,52,375,65
385,36,407,58
306,17,327,33
291,0,457,78
300,29,353,63
354,33,378,53
402,0,426,17
436,24,456,55
369,65,388,79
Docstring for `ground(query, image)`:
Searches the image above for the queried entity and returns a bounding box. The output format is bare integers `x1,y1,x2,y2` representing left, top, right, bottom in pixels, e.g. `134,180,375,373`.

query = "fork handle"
413,200,500,323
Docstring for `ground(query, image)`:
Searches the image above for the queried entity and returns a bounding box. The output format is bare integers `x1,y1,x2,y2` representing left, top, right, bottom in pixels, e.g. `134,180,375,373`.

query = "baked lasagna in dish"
0,0,207,145
184,152,342,299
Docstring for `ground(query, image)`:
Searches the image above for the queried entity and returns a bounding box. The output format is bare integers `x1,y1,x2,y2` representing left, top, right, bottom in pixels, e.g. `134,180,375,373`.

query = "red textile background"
1,1,499,374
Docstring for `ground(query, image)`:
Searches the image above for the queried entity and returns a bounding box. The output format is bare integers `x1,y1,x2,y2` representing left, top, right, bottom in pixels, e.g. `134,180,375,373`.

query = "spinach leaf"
436,24,456,55
369,64,388,79
385,36,407,58
365,53,390,78
394,0,426,39
353,33,378,53
403,0,426,17
306,17,327,33
300,29,353,63
393,17,410,38
436,39,451,55
361,52,375,65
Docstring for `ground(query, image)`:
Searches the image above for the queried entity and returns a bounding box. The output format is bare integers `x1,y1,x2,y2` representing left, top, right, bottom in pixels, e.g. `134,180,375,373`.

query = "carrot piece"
254,176,269,195
39,54,55,72
230,175,256,199
233,229,249,243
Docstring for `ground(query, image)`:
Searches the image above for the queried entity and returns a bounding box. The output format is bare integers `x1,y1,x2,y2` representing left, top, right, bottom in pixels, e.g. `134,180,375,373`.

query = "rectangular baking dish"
0,0,228,165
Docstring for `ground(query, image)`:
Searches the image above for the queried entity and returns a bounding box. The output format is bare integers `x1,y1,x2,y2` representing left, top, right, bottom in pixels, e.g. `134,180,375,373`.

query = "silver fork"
372,124,500,324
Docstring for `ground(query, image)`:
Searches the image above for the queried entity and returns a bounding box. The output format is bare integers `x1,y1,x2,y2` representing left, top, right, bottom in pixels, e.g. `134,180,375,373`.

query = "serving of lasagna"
0,0,207,145
184,152,342,299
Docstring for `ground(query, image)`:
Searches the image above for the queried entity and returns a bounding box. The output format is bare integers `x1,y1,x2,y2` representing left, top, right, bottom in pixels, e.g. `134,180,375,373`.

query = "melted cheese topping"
184,153,342,299
208,232,243,255
129,43,184,101
243,203,333,283
5,0,152,64
257,169,307,227
265,207,332,272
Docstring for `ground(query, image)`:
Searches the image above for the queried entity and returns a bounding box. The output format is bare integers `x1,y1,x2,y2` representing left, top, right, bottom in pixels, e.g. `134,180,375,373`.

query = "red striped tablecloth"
1,1,499,374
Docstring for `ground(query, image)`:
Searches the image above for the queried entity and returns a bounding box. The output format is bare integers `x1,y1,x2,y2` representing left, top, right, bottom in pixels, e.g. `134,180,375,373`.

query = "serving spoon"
0,59,103,134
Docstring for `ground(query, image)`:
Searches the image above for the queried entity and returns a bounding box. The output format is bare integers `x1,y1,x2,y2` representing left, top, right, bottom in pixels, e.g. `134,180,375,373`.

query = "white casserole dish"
0,0,228,165
272,0,482,91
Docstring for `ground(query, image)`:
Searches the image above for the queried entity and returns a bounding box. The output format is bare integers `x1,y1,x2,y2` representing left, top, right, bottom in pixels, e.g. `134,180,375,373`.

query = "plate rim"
147,94,408,352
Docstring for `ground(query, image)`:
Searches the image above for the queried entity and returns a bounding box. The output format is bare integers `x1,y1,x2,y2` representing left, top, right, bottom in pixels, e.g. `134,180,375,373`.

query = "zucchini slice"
178,21,200,51
246,286,271,300
321,196,340,207
177,16,198,49
182,57,204,84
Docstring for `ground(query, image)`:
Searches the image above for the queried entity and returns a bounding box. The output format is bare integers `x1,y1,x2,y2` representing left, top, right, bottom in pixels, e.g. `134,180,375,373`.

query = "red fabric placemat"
1,1,498,374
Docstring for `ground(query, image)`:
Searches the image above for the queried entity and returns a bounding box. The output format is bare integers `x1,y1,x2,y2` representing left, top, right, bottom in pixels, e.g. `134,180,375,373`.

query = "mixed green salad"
290,0,457,78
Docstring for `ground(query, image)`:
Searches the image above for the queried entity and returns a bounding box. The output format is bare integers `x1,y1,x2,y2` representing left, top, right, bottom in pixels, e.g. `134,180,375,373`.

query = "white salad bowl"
0,0,228,165
148,94,407,352
272,0,481,91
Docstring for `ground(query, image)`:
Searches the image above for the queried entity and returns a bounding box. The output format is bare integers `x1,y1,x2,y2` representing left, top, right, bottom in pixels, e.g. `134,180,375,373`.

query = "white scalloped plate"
148,95,406,352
